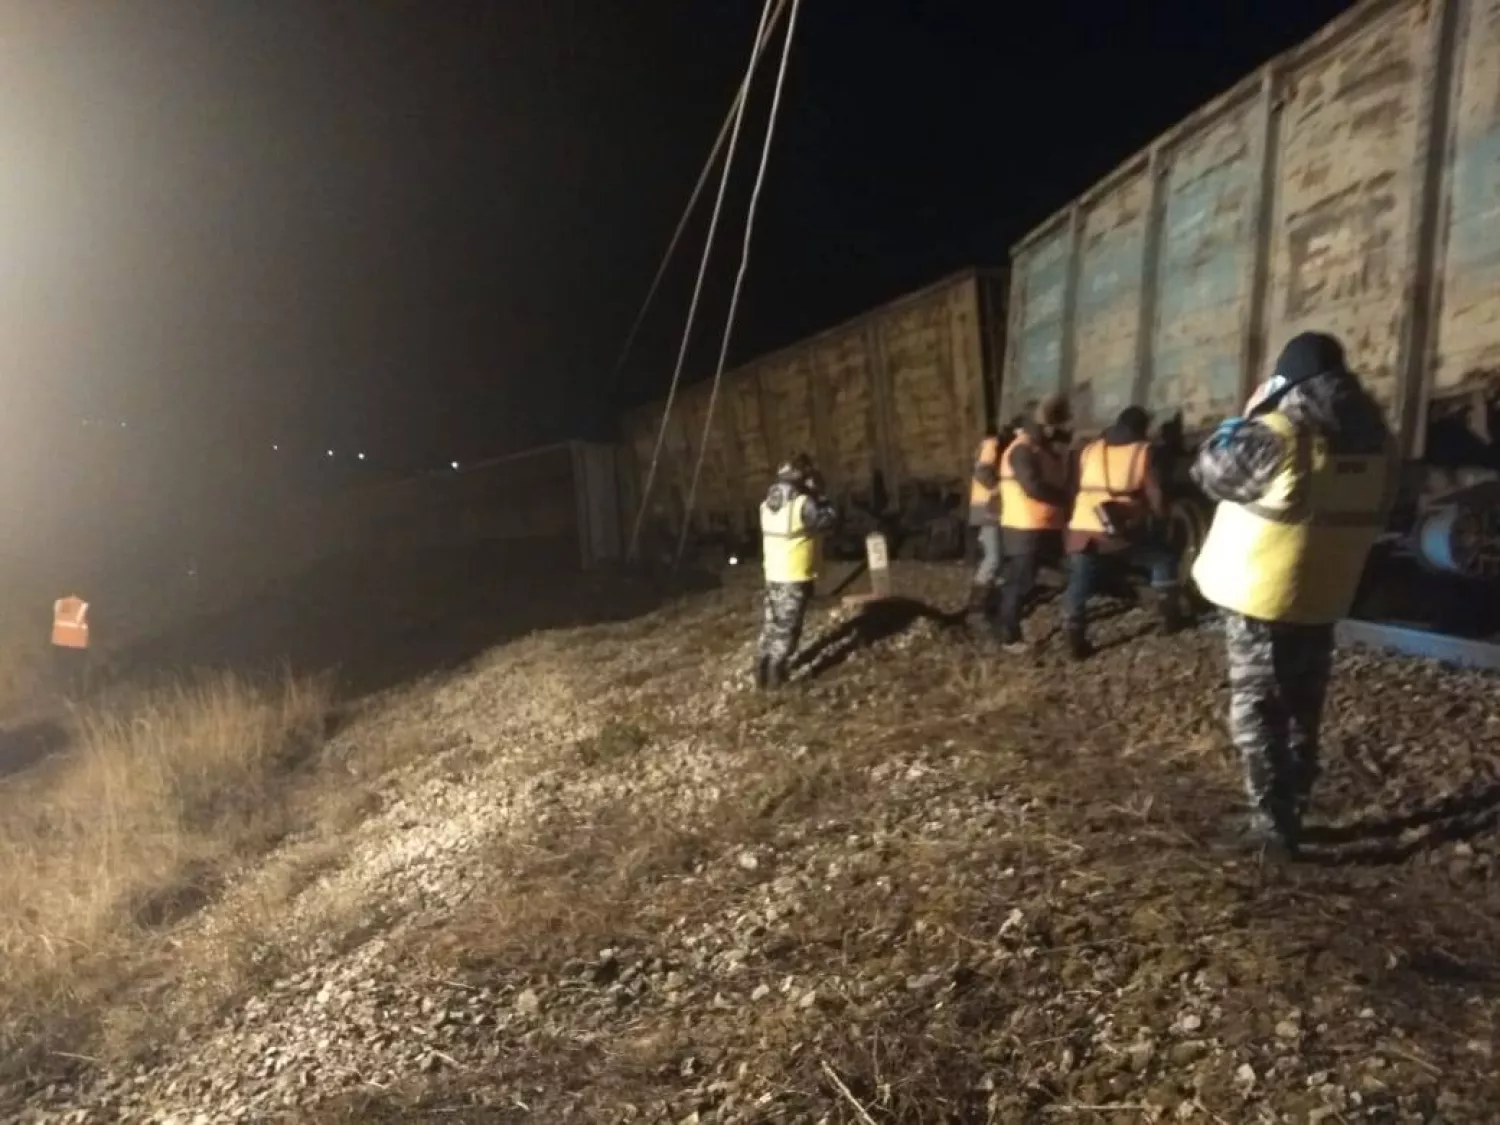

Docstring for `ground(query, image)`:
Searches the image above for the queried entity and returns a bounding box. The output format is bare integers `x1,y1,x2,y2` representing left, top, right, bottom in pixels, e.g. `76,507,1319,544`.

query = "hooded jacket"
760,475,838,579
1192,361,1391,509
762,479,838,527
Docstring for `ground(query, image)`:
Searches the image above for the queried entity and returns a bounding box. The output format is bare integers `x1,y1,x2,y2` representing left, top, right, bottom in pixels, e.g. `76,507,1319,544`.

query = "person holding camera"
1060,405,1185,659
1192,332,1395,856
756,453,837,690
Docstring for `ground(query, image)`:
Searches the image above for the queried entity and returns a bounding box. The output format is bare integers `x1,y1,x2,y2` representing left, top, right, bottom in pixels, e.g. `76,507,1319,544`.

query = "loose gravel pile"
8,562,1500,1123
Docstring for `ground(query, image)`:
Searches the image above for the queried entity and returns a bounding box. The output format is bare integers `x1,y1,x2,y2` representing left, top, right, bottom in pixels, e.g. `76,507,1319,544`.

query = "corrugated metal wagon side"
1004,0,1500,583
621,269,1008,562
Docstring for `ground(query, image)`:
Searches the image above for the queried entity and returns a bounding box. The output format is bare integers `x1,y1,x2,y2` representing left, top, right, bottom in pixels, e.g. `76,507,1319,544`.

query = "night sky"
2,0,1355,486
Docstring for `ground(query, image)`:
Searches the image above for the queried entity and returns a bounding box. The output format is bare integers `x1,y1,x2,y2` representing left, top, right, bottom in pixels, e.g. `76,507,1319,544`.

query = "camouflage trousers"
758,580,813,669
1224,612,1334,819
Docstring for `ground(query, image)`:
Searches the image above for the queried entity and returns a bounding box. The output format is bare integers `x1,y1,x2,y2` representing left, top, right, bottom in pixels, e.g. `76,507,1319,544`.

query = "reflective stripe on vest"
761,494,818,583
52,596,90,649
1193,410,1394,625
1069,439,1148,534
969,436,1000,518
998,433,1067,531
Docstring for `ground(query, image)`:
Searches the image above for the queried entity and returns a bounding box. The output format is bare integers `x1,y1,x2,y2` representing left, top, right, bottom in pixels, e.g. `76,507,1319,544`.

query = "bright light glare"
357,452,366,461
326,449,334,457
450,460,460,471
729,555,740,566
272,444,279,451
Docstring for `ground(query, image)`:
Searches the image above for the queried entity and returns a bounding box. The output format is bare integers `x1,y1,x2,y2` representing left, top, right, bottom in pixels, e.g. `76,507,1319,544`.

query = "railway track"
1336,618,1500,673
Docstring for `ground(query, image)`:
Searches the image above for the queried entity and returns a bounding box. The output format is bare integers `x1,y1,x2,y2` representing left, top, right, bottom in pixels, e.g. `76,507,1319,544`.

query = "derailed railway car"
1002,0,1500,584
621,269,1007,561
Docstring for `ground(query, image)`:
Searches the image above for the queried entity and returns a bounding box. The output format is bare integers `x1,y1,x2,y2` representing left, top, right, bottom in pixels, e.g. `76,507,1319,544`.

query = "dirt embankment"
6,561,1500,1124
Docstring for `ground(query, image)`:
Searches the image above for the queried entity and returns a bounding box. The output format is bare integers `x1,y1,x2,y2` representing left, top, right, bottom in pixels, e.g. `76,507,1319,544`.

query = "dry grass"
0,631,50,722
0,670,331,1079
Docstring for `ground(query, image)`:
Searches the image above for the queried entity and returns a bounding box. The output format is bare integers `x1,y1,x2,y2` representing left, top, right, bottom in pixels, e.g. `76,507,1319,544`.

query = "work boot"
764,660,786,691
1242,799,1302,861
998,625,1027,655
1157,587,1187,636
1291,759,1321,819
1064,617,1093,661
964,584,993,631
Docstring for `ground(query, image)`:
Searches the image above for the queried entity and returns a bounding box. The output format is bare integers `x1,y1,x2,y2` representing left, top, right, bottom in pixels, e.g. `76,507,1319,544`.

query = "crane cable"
625,0,777,563
609,0,790,393
673,0,801,571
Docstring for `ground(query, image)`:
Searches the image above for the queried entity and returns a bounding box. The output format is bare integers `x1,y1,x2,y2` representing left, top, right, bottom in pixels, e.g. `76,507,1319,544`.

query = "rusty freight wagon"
1003,0,1500,582
621,269,1008,561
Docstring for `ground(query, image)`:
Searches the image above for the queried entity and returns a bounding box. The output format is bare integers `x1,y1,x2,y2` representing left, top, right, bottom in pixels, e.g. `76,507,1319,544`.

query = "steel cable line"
674,0,802,571
608,0,790,395
625,0,777,563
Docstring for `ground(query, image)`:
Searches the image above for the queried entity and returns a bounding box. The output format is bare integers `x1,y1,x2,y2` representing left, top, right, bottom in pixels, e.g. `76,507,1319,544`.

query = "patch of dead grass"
0,670,331,1081
0,629,53,723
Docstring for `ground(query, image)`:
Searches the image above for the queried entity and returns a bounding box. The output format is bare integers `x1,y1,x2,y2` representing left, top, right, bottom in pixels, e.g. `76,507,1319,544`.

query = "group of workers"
966,390,1184,658
755,331,1397,857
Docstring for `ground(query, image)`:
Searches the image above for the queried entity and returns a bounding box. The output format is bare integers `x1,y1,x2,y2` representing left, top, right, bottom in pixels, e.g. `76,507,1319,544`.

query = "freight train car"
621,269,1007,561
1002,0,1500,583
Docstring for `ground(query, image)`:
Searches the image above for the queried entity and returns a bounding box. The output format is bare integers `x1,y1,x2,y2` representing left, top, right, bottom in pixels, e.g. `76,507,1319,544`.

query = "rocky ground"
8,561,1500,1123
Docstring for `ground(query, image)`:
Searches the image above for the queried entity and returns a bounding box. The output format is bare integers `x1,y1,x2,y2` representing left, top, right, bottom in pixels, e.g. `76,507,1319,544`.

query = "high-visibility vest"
998,432,1068,531
1069,439,1149,534
761,493,819,583
1193,410,1394,625
969,436,1000,520
52,596,90,650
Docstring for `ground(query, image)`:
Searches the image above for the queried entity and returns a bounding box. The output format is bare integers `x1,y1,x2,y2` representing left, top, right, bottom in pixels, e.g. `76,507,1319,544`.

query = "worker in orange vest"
1061,406,1183,659
994,394,1073,651
51,594,91,698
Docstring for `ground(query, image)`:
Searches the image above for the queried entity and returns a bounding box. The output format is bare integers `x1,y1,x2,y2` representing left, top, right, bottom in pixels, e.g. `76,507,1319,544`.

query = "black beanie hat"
1115,406,1149,438
1273,332,1346,389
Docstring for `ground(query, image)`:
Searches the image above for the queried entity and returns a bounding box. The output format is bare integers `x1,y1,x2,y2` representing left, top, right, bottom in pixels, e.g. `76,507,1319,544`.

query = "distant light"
120,421,127,428
326,449,334,458
272,444,279,451
450,460,460,471
729,555,740,566
357,452,366,461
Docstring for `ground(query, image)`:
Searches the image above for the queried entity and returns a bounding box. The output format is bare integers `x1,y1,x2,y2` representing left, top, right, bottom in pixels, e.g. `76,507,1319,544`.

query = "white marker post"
865,531,891,601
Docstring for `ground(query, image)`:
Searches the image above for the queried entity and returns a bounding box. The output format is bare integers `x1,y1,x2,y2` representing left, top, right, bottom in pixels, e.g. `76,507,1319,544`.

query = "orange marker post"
51,596,90,649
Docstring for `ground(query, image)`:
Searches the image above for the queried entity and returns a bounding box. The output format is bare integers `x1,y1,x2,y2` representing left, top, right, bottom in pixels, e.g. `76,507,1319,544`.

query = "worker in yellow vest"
965,426,1004,630
1062,406,1185,658
1192,332,1395,856
757,454,837,690
994,394,1073,651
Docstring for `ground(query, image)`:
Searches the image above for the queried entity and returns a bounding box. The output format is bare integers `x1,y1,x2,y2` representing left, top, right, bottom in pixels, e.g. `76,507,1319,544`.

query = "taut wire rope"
608,0,790,394
673,0,802,570
625,0,777,562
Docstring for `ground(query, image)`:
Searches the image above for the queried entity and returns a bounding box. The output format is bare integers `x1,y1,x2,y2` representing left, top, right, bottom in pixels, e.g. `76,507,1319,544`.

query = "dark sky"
1,0,1355,483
